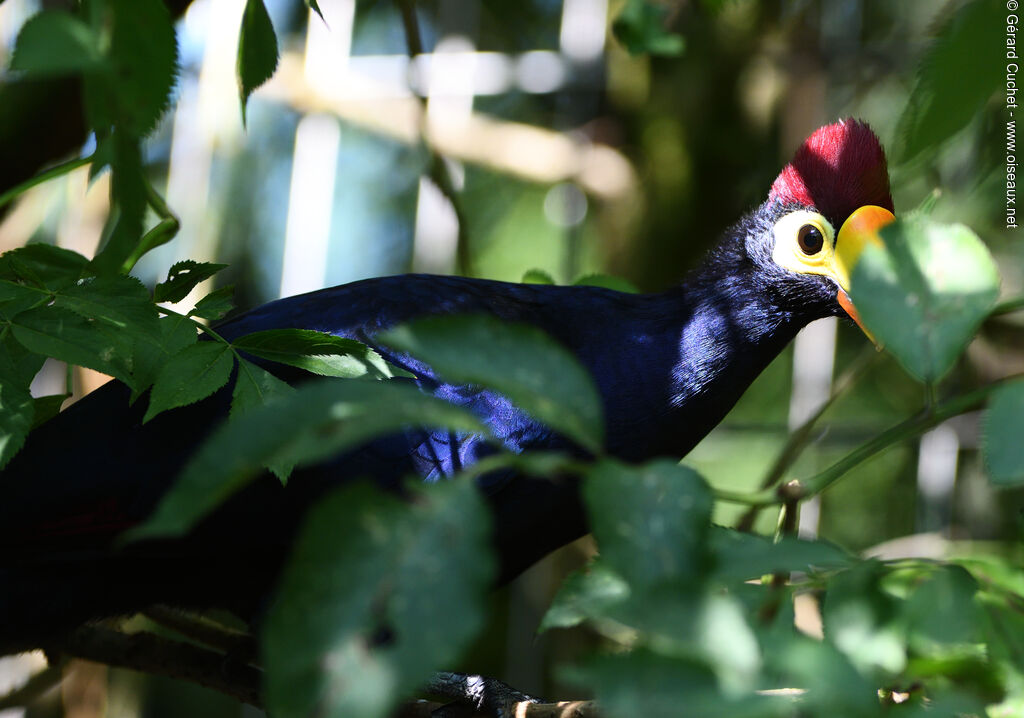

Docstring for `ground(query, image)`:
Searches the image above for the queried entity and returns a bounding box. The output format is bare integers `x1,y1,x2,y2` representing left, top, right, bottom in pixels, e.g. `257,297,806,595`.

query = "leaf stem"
156,305,231,346
121,176,181,273
716,377,1016,507
991,296,1024,316
0,154,94,211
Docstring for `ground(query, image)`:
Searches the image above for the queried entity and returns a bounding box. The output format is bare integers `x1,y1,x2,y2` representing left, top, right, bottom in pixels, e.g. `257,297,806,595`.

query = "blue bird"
0,119,894,656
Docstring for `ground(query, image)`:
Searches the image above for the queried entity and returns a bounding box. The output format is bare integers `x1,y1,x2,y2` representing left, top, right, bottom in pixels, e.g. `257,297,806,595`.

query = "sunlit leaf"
822,562,906,677
130,312,199,401
381,314,604,452
710,528,851,583
232,329,391,379
143,342,234,423
903,565,979,646
574,273,640,294
237,0,279,125
983,379,1024,486
264,480,493,718
540,562,630,632
521,268,555,285
850,217,999,382
191,285,235,321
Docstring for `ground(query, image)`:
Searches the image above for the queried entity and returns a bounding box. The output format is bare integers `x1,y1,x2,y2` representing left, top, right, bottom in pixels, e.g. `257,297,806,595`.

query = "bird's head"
744,119,895,336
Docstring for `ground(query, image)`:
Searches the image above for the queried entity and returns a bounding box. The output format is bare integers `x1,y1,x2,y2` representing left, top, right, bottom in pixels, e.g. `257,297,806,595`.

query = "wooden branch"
142,606,258,664
48,626,263,707
392,699,599,717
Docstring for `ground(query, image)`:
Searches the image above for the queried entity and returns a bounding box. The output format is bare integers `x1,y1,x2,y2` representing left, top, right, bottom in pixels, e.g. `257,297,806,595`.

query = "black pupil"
798,225,823,254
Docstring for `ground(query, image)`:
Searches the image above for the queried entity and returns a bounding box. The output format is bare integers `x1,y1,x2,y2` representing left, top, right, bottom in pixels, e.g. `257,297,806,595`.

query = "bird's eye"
797,224,824,255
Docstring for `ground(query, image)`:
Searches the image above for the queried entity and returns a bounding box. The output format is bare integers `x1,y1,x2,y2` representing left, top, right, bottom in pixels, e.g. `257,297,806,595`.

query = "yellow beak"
832,205,896,341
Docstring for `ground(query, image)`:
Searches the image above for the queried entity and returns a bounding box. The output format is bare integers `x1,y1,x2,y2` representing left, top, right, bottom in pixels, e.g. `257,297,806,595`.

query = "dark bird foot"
425,671,543,718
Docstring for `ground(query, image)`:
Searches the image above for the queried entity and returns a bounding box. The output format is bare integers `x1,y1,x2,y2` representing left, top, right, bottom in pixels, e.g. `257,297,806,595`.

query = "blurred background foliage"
0,0,1020,716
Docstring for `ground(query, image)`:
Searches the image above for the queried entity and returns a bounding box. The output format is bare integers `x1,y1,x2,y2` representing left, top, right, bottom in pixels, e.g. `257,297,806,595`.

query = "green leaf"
31,393,70,429
894,0,1002,164
231,358,293,418
768,635,882,718
710,528,851,583
822,562,906,677
850,218,1000,382
540,562,630,632
380,314,604,453
155,261,228,304
0,376,34,470
583,459,712,587
55,275,159,334
983,379,1024,486
130,313,199,400
125,379,490,540
306,0,325,23
10,306,135,387
573,273,640,294
612,0,685,57
521,268,556,285
0,280,49,319
0,244,90,290
191,285,235,321
233,329,391,379
236,0,279,125
903,565,979,647
263,480,494,718
107,0,179,136
566,651,777,718
10,11,105,76
143,342,235,423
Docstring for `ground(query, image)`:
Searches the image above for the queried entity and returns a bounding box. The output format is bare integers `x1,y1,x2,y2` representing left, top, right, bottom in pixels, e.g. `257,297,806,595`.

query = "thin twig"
395,0,473,275
716,376,1018,507
735,346,878,531
143,606,259,664
0,154,94,210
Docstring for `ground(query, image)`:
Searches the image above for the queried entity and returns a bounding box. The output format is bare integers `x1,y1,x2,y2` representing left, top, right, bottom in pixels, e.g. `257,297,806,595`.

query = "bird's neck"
618,263,803,459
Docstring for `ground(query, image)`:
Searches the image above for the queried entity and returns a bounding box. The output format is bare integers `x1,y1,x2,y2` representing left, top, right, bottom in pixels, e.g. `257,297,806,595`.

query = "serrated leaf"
31,393,70,429
264,480,494,718
894,0,1002,164
0,244,90,290
573,273,640,293
540,562,630,632
233,329,390,379
850,218,999,383
521,268,555,285
612,0,685,57
0,280,49,319
143,341,234,423
380,314,604,453
130,313,199,401
983,379,1024,486
126,379,490,540
155,261,228,304
108,0,178,136
0,374,34,470
10,10,105,76
231,358,293,418
55,275,160,334
237,0,279,126
191,285,235,321
10,305,135,387
583,459,712,587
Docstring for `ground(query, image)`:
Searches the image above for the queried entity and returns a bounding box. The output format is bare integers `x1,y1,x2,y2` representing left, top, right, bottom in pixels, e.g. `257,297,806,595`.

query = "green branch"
0,154,94,211
716,377,1016,507
121,175,181,273
395,0,473,276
